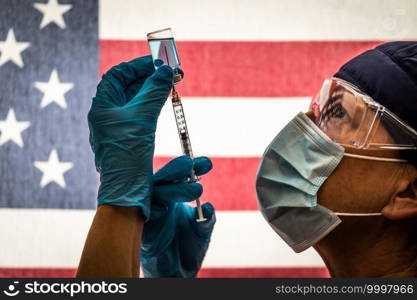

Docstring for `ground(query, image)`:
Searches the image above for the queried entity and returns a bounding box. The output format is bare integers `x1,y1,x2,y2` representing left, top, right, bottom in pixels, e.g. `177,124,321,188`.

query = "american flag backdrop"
0,0,416,278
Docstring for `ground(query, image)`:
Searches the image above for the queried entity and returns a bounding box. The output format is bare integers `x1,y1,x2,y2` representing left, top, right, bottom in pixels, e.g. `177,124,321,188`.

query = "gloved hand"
141,155,216,277
88,55,173,220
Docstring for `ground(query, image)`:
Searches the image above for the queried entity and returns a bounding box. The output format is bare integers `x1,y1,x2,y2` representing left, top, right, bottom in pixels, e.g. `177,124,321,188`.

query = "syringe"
171,86,207,222
147,28,206,222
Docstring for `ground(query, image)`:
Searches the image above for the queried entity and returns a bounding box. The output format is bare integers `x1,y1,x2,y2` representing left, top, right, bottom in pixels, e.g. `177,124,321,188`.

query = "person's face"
310,88,415,214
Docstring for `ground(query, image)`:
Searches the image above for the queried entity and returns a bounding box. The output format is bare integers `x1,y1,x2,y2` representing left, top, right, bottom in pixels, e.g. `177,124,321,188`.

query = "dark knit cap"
334,41,417,132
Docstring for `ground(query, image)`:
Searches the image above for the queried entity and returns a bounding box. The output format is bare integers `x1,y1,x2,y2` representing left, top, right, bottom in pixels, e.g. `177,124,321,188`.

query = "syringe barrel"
179,131,193,157
171,91,194,158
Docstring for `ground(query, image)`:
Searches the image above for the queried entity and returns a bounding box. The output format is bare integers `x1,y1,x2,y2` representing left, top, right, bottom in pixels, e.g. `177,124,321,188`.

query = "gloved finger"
153,62,184,80
126,60,178,101
177,68,184,79
129,65,173,119
104,56,154,91
153,182,203,204
154,155,193,184
153,59,164,67
186,203,216,239
193,157,213,176
174,68,185,82
124,77,147,102
94,56,155,107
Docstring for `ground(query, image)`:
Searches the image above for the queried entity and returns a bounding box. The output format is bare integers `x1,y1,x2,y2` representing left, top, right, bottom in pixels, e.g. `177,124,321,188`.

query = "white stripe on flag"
100,0,417,40
155,97,310,157
204,211,325,267
0,209,92,268
0,209,324,268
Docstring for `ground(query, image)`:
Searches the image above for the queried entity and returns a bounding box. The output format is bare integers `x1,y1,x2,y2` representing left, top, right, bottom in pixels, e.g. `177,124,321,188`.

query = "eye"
324,93,350,120
332,104,347,119
317,95,350,129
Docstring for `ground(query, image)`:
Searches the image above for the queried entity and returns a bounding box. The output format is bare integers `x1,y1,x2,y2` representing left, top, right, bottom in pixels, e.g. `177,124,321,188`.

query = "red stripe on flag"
154,157,260,211
0,267,329,278
100,40,382,97
198,267,329,278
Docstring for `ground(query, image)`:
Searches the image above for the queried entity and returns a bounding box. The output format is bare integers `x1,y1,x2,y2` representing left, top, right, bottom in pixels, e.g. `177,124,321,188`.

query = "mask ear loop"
334,212,382,216
343,153,408,163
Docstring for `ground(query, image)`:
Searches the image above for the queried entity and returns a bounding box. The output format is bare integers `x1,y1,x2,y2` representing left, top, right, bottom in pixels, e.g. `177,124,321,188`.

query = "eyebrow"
317,92,345,126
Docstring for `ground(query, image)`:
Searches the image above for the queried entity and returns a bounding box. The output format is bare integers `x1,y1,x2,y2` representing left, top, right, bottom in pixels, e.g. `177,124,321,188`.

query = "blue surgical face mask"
256,112,344,253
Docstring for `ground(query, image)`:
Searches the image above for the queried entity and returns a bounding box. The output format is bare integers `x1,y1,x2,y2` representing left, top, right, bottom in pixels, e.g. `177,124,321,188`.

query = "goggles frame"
311,77,417,151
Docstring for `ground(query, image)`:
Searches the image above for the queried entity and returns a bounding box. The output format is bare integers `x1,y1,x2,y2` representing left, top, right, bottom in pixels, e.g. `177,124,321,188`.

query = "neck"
313,216,417,277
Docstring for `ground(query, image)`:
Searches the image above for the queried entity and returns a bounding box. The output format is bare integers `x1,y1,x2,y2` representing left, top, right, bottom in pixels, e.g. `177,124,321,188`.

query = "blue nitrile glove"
88,55,173,220
141,155,216,277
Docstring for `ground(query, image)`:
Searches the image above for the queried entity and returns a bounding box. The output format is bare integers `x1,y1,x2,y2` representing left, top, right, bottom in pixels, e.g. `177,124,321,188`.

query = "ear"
382,178,417,220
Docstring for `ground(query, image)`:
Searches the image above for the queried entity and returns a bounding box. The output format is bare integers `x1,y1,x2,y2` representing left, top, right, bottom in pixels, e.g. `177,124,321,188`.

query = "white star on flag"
0,29,31,68
0,109,31,147
33,0,73,29
34,149,73,188
34,69,74,109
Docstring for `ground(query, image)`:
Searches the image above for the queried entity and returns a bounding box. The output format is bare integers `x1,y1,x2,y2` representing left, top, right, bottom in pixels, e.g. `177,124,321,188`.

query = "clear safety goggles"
309,77,417,150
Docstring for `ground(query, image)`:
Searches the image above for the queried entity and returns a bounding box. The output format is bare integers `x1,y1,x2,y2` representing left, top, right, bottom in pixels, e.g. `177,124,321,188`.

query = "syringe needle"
171,86,207,222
